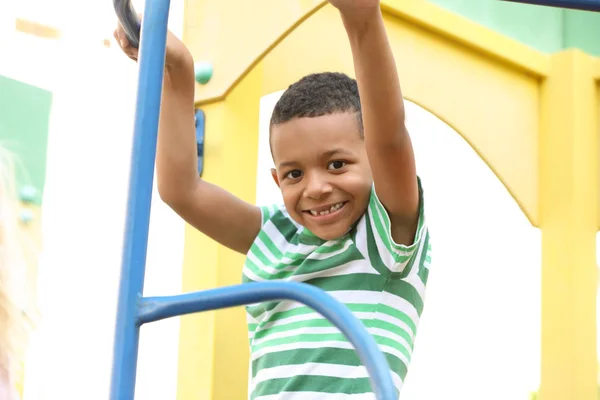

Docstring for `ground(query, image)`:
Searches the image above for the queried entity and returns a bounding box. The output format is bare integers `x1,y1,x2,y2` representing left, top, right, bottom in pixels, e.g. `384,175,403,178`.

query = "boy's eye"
286,170,303,179
328,160,346,170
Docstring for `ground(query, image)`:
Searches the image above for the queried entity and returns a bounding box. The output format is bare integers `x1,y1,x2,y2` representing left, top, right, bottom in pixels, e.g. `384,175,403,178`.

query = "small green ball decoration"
19,209,34,224
19,185,37,204
194,61,213,85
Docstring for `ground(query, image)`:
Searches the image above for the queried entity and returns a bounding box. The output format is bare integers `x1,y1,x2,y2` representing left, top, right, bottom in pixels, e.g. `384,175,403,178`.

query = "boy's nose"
303,175,333,200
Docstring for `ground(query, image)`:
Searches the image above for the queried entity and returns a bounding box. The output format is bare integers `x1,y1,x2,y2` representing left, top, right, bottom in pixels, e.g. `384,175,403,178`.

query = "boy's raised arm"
115,27,261,255
331,0,420,245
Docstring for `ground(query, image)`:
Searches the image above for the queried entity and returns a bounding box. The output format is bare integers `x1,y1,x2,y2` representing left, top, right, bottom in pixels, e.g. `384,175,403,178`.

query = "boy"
115,0,431,398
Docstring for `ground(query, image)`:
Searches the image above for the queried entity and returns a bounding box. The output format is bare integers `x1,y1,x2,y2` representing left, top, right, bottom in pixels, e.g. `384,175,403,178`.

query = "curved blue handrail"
110,0,397,399
139,282,398,399
113,0,141,48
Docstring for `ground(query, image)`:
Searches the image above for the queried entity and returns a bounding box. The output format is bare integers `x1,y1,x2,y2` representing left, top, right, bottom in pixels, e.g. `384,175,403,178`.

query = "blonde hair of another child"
0,146,30,398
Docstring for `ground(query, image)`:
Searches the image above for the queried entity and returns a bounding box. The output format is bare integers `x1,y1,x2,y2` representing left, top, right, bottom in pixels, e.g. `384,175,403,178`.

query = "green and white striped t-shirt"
242,181,431,400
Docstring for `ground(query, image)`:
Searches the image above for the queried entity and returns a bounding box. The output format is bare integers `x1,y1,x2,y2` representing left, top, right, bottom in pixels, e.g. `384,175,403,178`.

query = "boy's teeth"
310,202,344,216
330,202,343,212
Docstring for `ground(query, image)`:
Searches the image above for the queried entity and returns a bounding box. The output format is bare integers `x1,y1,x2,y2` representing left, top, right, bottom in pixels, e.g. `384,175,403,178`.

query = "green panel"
563,10,600,56
428,0,600,56
427,0,564,53
0,75,52,201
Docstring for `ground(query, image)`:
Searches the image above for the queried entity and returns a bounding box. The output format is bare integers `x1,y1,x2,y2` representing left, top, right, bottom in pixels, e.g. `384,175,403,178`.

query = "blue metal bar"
138,281,398,400
499,0,600,11
113,0,141,48
195,109,205,176
110,0,170,398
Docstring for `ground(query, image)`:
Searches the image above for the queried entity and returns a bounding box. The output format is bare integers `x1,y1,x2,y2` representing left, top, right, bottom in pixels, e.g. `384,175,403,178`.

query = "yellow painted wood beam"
538,49,598,400
176,63,263,400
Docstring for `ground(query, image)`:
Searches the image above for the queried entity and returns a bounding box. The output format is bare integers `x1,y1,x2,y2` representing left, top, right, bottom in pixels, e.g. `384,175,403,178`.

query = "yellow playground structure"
171,0,598,399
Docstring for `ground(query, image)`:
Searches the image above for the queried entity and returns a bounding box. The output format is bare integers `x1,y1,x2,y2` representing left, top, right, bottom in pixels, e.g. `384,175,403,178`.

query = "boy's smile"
270,112,373,240
304,201,346,217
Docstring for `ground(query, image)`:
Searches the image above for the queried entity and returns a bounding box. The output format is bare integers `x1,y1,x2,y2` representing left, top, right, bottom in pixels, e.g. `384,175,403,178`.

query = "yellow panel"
538,50,598,400
177,63,263,400
594,58,600,79
260,5,540,225
597,81,600,231
180,2,600,400
381,0,549,77
187,0,548,105
185,0,326,103
176,103,223,400
176,226,216,399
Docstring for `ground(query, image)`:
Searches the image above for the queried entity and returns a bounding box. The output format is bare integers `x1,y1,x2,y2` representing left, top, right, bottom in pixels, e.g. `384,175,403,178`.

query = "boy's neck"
298,225,355,245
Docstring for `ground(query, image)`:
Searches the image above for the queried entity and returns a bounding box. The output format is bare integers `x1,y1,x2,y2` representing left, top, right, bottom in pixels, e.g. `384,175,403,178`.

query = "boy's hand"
328,0,380,20
113,22,192,69
333,0,420,245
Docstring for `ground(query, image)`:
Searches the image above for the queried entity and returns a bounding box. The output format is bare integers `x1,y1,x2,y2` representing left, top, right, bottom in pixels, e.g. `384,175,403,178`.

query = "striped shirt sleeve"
367,177,428,273
259,203,283,227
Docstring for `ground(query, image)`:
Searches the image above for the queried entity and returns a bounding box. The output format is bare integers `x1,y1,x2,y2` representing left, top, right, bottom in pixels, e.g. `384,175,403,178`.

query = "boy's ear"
270,168,280,188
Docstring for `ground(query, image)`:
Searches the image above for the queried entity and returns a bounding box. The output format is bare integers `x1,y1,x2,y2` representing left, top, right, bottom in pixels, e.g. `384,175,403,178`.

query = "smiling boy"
115,0,431,398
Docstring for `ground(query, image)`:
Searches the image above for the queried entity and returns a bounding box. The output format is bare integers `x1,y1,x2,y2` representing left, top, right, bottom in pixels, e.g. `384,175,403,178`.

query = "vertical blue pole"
110,0,171,399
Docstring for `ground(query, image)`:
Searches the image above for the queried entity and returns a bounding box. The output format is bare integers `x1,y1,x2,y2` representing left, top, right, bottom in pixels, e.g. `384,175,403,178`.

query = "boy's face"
270,112,373,240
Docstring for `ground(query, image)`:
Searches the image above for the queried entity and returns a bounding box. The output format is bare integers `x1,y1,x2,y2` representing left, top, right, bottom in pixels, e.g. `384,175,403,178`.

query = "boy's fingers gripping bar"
113,0,141,48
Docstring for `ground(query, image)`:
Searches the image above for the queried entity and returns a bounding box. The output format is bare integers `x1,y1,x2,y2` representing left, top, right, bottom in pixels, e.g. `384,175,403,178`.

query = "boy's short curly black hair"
270,72,364,136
